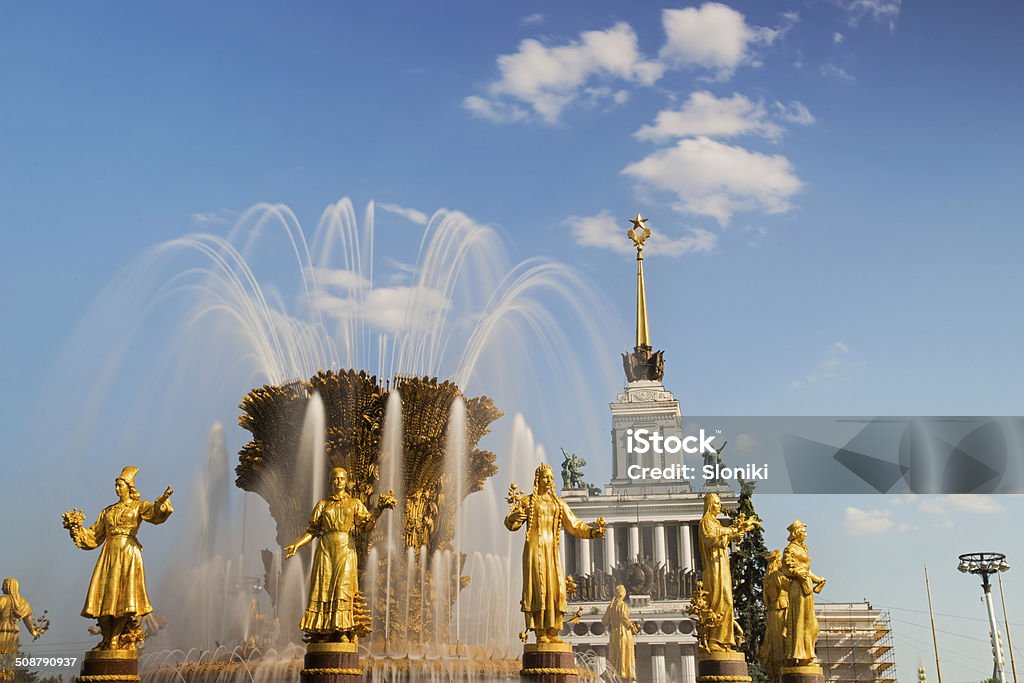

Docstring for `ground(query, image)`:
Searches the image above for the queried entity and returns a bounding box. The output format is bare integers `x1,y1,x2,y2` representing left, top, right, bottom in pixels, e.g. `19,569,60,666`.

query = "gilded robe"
759,563,789,679
602,597,636,680
301,496,371,634
0,589,32,682
505,493,599,632
76,499,173,618
698,512,740,650
782,541,818,663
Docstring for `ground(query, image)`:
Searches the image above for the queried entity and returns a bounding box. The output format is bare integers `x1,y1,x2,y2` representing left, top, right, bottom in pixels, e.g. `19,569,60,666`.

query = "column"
654,523,667,566
652,644,668,683
577,536,592,577
680,645,697,683
628,524,640,562
679,523,693,571
604,525,617,571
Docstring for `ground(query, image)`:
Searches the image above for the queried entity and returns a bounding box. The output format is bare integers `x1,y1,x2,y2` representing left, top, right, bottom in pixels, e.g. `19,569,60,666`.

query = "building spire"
628,214,652,349
621,214,665,383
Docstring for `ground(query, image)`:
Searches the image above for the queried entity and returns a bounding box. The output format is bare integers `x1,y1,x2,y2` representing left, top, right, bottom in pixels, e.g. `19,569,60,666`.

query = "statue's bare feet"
538,634,550,643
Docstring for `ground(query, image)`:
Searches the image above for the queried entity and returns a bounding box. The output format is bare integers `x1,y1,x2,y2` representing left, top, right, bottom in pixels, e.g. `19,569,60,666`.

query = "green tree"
727,475,769,664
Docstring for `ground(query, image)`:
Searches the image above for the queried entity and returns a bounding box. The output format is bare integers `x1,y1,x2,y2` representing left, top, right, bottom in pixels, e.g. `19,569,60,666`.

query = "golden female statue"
759,550,789,683
283,467,395,642
697,493,759,652
781,520,825,667
505,463,605,643
0,578,45,681
603,585,640,681
62,466,173,650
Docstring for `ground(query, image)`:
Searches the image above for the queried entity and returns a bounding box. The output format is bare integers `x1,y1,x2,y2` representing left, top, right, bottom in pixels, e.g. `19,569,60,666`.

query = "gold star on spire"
625,213,652,348
627,214,651,251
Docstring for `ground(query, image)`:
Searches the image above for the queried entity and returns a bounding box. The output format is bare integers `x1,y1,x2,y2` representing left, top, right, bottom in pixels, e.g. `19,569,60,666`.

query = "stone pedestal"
781,664,825,683
696,650,751,683
300,642,361,683
521,642,578,682
76,649,138,683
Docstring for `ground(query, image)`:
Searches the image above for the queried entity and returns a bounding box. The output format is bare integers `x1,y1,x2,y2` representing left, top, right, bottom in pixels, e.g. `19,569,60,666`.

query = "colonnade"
588,643,696,683
567,521,697,576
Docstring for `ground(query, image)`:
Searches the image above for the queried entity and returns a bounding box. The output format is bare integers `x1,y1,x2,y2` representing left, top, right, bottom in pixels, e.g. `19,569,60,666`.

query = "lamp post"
958,552,1011,683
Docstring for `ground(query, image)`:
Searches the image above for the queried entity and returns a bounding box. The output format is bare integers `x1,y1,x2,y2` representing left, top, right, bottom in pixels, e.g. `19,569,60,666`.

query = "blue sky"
2,1,1023,681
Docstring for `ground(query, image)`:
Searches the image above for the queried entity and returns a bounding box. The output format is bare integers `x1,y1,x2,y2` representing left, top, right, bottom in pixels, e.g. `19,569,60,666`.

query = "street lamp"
958,552,1011,683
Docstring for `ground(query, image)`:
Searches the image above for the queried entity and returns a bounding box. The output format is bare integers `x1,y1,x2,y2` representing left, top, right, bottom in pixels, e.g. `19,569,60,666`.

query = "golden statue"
759,549,790,683
505,463,605,643
62,466,173,650
697,492,760,652
0,578,46,681
602,585,640,681
283,467,395,642
781,520,825,667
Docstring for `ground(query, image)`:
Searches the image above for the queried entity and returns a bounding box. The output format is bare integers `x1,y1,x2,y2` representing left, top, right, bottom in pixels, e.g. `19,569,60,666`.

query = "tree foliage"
728,476,769,664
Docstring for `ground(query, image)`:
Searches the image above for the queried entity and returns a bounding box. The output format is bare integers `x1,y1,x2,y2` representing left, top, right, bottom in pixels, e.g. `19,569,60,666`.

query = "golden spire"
627,214,652,349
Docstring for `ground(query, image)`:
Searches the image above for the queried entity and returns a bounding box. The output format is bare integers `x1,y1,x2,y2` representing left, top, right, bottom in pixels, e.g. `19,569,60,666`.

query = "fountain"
37,198,618,683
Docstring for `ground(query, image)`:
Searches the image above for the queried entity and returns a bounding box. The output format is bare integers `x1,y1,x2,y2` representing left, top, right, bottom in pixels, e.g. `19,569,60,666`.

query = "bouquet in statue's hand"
377,489,398,511
506,483,527,517
62,508,85,530
62,508,86,545
732,512,761,534
31,610,50,640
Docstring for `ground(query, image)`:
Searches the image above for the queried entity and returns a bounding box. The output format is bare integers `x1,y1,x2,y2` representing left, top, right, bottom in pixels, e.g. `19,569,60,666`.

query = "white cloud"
733,433,759,453
660,3,777,79
773,101,816,126
821,63,855,81
462,95,529,124
191,209,237,227
635,91,784,142
378,202,429,226
791,341,852,389
844,506,908,535
833,31,845,44
622,136,802,224
841,0,901,31
565,210,716,256
310,268,370,291
521,13,544,27
465,22,663,124
917,495,1004,516
312,285,450,333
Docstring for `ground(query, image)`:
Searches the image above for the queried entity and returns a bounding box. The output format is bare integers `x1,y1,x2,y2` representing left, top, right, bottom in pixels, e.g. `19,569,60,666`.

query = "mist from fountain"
147,359,594,681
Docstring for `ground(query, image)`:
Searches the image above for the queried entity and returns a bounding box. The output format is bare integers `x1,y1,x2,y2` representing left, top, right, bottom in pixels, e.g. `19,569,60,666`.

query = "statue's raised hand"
283,544,298,560
156,486,174,506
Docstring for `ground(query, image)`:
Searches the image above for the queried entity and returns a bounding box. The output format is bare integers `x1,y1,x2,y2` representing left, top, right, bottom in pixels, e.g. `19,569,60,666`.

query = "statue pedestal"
696,650,751,683
76,649,138,683
521,642,579,682
781,664,825,683
300,642,361,683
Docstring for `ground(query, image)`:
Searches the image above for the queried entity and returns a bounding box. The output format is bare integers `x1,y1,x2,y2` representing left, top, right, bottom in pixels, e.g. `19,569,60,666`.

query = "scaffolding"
816,602,897,683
